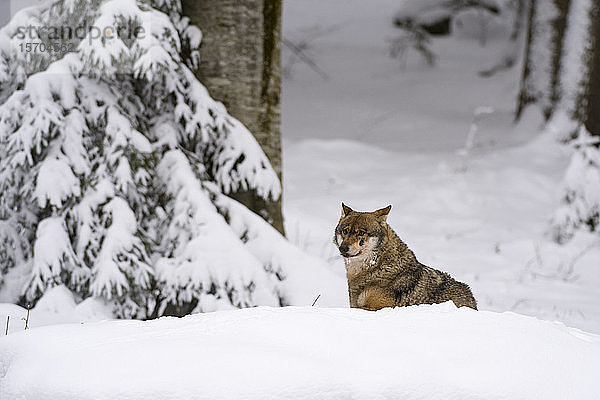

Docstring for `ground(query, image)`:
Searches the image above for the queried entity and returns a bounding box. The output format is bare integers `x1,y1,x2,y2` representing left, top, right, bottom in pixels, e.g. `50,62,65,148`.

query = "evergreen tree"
0,0,288,317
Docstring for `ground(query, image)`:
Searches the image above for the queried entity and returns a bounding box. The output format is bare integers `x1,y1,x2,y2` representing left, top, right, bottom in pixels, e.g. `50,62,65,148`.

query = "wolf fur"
334,203,477,310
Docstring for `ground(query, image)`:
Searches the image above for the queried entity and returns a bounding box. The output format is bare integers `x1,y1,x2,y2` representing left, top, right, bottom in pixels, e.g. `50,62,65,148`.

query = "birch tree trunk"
182,0,285,235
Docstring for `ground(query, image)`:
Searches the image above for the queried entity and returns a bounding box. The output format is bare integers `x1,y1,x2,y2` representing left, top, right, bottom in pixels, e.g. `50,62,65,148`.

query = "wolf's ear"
374,205,392,221
341,203,354,217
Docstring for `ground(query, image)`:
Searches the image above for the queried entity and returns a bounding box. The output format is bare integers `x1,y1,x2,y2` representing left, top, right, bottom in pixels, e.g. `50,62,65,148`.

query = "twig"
5,316,9,335
562,240,599,281
283,24,341,79
311,294,321,307
510,298,528,311
283,38,329,80
479,56,515,77
479,0,526,77
23,304,30,330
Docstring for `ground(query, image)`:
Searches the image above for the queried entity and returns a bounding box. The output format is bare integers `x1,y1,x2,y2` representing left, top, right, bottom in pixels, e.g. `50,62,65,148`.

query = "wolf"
334,203,477,311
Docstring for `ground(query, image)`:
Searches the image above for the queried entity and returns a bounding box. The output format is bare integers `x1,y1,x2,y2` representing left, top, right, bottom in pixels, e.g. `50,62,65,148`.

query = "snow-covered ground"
0,286,113,331
281,0,600,334
2,304,599,400
0,0,597,335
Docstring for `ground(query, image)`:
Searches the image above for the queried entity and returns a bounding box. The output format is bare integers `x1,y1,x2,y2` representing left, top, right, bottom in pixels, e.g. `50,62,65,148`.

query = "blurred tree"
515,0,557,120
581,2,600,138
182,0,285,235
516,1,600,241
515,0,598,125
479,0,528,77
548,0,571,116
390,0,514,70
550,2,600,243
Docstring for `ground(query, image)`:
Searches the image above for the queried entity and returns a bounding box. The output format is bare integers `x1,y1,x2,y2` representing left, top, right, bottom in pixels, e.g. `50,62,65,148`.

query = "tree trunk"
182,0,285,235
548,0,571,114
515,0,559,120
582,3,600,137
516,0,538,120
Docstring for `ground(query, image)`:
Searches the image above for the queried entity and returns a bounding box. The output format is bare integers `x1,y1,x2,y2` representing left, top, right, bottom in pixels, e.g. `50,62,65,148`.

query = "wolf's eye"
342,227,349,235
358,231,365,236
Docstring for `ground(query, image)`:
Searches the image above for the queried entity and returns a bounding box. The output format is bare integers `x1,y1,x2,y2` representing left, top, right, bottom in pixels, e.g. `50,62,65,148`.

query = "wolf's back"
386,234,478,310
418,266,477,309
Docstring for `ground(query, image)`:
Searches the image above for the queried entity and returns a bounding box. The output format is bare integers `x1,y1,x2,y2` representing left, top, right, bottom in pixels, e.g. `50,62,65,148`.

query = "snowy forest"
0,0,599,399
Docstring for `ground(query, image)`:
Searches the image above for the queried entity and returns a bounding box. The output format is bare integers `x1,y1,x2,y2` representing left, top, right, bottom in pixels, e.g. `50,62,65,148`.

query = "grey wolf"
334,203,477,310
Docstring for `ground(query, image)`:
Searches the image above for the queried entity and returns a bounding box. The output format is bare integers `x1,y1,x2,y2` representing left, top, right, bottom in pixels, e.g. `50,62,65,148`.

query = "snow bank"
1,304,598,400
0,286,113,331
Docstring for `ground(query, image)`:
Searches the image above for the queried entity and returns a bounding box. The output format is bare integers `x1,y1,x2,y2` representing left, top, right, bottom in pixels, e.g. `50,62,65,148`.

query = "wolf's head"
334,203,391,259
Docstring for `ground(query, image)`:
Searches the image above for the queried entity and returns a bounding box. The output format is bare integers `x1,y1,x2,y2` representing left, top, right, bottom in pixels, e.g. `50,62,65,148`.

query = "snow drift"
1,304,598,400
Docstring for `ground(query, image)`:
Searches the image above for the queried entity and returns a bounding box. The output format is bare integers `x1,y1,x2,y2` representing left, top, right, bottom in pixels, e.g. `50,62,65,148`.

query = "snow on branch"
551,127,600,243
0,0,286,318
174,67,281,201
34,157,80,208
27,216,80,301
90,197,152,301
211,188,347,307
154,150,279,313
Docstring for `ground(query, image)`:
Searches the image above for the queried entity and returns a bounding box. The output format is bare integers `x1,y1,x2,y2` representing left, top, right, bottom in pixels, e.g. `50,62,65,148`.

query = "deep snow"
0,0,596,336
1,305,599,400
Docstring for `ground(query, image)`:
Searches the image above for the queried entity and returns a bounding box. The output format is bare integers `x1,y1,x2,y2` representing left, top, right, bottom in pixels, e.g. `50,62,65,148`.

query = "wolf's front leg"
357,286,396,311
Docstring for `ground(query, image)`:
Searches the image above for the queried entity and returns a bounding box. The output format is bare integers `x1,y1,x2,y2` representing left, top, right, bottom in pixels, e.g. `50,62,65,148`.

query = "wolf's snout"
339,244,361,258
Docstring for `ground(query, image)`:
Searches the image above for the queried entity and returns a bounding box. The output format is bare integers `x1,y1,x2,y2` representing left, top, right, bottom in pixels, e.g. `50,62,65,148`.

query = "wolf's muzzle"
339,244,361,258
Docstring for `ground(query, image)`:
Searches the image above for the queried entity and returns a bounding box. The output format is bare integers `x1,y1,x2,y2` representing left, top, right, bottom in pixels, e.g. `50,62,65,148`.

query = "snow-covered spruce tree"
551,128,600,243
0,0,287,317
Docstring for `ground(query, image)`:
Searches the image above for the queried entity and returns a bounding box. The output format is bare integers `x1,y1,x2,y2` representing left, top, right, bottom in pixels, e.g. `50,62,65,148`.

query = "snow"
90,196,151,300
154,150,281,311
28,217,78,299
282,0,527,151
61,110,90,175
184,23,202,49
1,304,599,399
0,285,113,331
211,115,283,201
551,128,600,242
212,189,348,307
171,65,282,201
34,157,80,208
105,108,152,154
282,0,600,334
